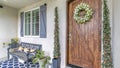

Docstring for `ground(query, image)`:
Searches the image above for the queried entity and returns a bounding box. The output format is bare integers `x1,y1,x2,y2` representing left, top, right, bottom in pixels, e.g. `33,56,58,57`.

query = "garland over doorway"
102,0,113,68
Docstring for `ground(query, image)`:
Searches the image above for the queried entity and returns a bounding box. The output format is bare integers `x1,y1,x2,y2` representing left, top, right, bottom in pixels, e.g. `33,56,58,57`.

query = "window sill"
23,36,39,38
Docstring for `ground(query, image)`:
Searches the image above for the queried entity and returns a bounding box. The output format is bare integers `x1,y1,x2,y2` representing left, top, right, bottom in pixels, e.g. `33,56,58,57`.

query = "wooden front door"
67,0,101,68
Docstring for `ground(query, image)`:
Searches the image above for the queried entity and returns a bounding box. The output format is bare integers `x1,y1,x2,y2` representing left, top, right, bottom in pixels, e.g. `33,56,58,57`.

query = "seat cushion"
10,51,35,62
10,51,27,61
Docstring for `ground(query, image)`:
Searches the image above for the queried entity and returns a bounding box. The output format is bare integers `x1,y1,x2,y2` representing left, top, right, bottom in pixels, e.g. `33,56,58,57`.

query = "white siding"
113,0,120,68
0,6,18,58
18,0,118,68
18,0,67,68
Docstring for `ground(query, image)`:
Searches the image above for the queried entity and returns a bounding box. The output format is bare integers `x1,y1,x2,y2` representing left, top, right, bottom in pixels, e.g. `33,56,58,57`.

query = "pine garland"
53,7,60,58
102,0,113,68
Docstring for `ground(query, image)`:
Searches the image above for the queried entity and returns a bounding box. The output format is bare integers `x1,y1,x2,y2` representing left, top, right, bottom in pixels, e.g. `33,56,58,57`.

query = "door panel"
67,0,101,68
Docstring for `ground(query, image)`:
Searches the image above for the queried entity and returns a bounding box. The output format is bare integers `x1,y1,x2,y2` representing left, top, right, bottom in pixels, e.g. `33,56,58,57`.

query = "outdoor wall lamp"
0,5,3,8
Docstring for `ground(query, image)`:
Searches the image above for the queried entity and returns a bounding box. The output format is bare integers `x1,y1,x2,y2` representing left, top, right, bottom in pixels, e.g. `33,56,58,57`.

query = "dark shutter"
40,5,47,38
20,12,24,37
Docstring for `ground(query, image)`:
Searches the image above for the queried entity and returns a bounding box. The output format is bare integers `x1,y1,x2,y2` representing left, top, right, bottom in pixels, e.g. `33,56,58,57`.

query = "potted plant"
3,38,19,48
52,7,61,68
32,50,51,68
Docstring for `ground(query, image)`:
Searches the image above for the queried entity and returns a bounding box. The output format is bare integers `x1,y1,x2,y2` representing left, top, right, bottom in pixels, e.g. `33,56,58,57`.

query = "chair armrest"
7,47,11,53
25,49,30,56
9,48,18,52
26,49,36,57
7,47,11,60
27,49,36,56
28,50,37,56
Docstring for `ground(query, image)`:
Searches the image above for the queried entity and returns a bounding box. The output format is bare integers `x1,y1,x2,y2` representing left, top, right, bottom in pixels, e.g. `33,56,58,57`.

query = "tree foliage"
102,0,113,68
53,7,60,58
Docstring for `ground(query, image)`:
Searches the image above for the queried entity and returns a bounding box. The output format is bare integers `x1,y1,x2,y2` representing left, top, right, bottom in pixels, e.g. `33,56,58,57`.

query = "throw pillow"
18,46,23,51
30,49,35,53
24,48,29,53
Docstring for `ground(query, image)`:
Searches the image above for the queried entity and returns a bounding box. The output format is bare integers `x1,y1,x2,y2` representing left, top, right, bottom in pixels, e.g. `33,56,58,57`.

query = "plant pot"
39,60,48,68
9,44,18,48
52,58,61,68
39,60,43,68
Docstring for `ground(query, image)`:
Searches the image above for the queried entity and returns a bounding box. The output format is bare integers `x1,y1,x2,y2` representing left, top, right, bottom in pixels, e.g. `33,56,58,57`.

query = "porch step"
67,65,83,68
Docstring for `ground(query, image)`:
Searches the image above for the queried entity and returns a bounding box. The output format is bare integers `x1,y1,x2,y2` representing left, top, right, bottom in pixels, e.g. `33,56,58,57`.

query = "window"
21,5,47,37
24,8,39,36
25,11,31,35
32,9,39,36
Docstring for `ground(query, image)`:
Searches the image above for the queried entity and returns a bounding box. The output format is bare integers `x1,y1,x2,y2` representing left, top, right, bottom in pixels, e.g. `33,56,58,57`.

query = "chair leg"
27,53,29,68
8,54,9,60
7,49,9,60
26,61,29,68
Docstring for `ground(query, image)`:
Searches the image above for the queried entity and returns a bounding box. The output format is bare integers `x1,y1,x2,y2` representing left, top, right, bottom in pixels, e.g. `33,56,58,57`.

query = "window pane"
25,11,31,35
32,9,39,36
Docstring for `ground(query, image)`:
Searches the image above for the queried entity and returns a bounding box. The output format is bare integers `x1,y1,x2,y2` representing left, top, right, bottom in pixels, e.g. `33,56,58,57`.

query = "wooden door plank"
67,0,102,68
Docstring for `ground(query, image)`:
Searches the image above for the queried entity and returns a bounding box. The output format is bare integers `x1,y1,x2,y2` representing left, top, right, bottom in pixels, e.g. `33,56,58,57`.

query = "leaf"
32,58,39,64
102,0,113,68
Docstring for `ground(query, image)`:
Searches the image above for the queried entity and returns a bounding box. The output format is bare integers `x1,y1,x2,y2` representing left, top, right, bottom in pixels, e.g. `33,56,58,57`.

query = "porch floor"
0,57,39,68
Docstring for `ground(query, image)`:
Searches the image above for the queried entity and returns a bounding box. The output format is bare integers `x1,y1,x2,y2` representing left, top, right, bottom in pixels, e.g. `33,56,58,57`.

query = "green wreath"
73,3,93,24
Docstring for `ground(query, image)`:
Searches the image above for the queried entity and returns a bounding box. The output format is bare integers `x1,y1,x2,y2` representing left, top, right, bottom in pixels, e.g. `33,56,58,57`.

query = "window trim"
23,7,40,37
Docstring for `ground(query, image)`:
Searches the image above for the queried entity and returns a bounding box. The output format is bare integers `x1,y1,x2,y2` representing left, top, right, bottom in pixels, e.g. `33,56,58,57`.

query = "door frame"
66,0,74,66
66,0,102,67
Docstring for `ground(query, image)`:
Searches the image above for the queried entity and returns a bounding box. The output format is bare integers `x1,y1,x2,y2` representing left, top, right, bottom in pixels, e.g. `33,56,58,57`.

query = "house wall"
18,0,116,68
0,6,18,58
18,0,67,68
112,0,120,68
